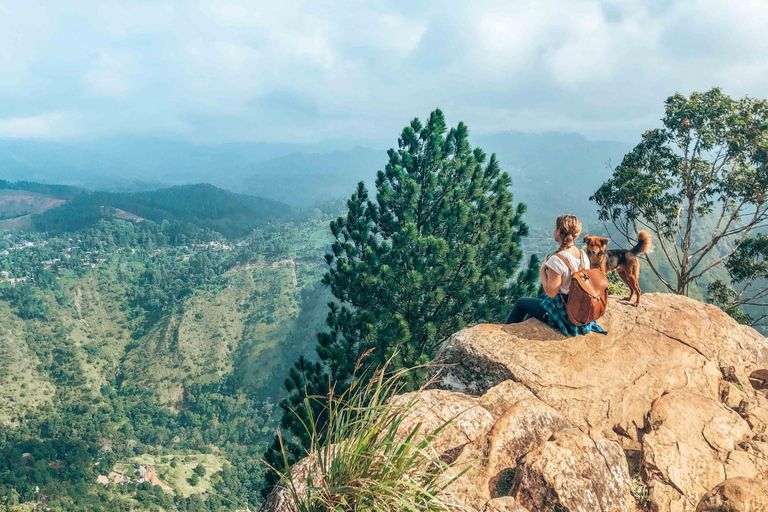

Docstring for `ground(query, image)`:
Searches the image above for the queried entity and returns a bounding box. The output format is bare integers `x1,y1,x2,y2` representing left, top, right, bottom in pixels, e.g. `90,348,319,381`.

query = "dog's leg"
633,266,642,307
626,275,641,307
617,268,633,302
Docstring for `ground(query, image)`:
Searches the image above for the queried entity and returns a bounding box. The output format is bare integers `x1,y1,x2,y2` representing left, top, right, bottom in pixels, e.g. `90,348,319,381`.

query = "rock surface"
390,389,496,460
429,294,766,433
511,428,634,512
259,455,317,512
261,294,768,512
483,497,530,512
641,390,752,510
485,399,571,487
696,477,768,512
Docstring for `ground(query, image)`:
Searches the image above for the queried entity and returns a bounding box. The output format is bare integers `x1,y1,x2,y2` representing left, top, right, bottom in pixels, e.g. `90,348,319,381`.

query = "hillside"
0,182,291,238
0,212,333,511
263,294,768,512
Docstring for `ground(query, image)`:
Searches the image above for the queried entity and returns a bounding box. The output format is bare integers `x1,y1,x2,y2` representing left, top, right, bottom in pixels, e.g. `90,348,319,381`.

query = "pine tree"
262,109,538,494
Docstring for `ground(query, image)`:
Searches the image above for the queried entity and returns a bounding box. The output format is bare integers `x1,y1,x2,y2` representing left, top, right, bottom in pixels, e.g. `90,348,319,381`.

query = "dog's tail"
631,231,652,254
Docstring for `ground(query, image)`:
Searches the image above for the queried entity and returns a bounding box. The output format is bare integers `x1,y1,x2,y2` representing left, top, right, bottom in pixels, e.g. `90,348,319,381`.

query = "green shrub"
631,473,651,507
607,271,630,296
270,361,472,512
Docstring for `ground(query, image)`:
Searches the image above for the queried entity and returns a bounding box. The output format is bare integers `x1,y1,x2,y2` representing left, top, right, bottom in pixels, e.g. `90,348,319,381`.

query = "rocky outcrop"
425,294,768,511
260,455,318,512
390,389,496,459
261,294,768,512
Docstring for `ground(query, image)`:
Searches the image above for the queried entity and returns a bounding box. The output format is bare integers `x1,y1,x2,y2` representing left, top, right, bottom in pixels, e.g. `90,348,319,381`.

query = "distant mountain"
0,137,351,190
1,182,290,238
232,133,631,213
238,148,383,206
475,132,632,230
0,132,633,227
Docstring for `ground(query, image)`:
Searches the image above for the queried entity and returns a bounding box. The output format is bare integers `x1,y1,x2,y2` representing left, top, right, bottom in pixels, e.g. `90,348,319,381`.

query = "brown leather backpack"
554,252,609,326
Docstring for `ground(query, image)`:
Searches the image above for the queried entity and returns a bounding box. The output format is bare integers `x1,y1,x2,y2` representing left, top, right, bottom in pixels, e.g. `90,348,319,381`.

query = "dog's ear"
583,235,593,244
598,237,610,246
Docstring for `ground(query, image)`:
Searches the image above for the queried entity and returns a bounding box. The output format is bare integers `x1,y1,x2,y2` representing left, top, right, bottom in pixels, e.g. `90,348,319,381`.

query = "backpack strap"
554,252,578,274
556,252,600,299
556,250,587,271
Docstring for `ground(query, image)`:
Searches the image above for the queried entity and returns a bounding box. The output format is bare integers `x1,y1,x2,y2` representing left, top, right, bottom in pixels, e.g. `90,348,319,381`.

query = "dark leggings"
505,292,550,324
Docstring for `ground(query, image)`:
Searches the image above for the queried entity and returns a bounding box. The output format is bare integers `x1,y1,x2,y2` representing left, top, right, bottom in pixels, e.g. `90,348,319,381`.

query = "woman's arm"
540,259,563,298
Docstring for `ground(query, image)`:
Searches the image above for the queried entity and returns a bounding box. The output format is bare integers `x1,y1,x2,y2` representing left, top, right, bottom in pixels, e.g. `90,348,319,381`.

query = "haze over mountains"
0,132,631,223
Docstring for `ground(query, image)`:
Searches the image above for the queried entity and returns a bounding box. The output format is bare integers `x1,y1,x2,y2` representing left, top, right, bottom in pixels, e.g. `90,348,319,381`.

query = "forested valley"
0,182,336,511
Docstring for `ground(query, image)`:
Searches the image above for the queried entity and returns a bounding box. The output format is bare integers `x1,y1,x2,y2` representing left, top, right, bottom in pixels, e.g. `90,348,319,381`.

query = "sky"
1,0,768,146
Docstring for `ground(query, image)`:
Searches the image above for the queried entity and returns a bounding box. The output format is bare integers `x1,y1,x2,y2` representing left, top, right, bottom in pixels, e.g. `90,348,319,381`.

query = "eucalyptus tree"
592,88,768,297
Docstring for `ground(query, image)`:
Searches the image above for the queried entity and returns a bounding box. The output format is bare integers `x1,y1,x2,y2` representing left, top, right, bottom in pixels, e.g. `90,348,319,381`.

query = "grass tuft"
270,360,472,512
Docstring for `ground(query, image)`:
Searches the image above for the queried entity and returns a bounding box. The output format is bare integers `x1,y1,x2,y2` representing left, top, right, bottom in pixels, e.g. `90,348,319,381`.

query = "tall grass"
269,362,472,512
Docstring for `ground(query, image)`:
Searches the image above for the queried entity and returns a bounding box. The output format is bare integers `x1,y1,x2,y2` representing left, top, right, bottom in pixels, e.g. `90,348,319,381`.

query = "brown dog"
583,231,652,306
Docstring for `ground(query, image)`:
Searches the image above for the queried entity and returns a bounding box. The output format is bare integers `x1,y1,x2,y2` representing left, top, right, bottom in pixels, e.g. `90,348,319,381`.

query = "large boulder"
441,396,573,509
641,390,752,511
696,477,768,512
390,389,496,460
485,399,571,489
510,428,634,512
429,294,767,436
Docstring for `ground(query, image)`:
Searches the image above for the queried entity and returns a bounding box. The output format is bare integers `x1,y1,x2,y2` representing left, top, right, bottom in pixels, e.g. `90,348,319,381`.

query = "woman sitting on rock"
506,214,606,336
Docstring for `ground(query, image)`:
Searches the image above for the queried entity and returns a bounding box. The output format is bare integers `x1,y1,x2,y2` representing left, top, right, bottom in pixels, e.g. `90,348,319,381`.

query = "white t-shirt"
544,250,590,294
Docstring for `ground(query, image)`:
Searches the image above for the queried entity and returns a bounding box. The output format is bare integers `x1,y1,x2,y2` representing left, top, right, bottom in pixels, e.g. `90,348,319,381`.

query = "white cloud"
91,1,176,38
1,0,768,143
0,112,74,139
82,51,143,98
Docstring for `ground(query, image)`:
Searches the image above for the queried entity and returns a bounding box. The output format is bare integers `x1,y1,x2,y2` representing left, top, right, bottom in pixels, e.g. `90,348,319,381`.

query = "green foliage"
0,207,339,510
630,474,651,507
321,110,534,374
271,363,471,512
1,285,50,320
707,234,768,326
265,109,537,494
592,88,768,299
607,272,631,296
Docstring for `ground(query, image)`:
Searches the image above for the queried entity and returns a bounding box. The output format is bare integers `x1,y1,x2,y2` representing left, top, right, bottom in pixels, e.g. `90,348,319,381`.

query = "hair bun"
555,214,582,249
